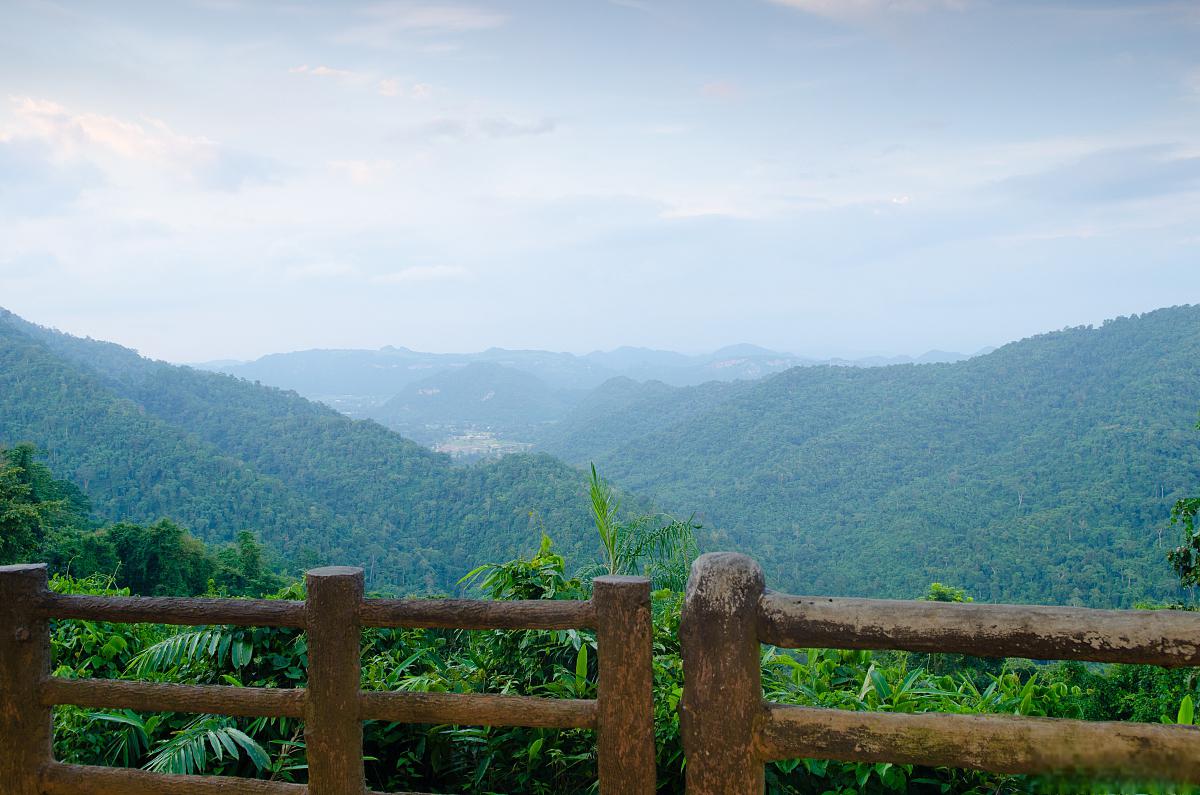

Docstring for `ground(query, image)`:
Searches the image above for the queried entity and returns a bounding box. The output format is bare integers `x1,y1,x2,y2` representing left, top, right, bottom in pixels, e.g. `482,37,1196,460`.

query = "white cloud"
660,201,755,219
329,159,396,185
402,116,557,141
378,79,433,98
701,80,739,100
768,0,968,22
371,264,468,283
1187,67,1200,99
0,96,267,192
364,3,505,30
290,64,359,79
285,261,360,280
7,96,213,164
339,3,505,45
643,123,690,135
3,96,279,192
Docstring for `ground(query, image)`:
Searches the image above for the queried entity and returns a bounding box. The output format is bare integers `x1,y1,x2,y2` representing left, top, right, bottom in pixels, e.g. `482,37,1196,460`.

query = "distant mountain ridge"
0,308,596,593
10,304,1194,608
371,362,579,446
194,343,976,403
540,306,1200,608
193,343,977,447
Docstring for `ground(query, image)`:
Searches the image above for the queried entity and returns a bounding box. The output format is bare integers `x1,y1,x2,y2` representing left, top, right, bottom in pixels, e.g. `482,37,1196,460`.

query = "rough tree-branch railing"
0,563,655,795
678,552,1200,793
7,554,1200,793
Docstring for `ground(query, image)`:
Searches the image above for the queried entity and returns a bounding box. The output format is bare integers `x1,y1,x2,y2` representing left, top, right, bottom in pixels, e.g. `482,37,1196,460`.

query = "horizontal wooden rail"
681,553,1200,793
359,598,595,630
759,704,1200,782
2,564,655,794
40,594,595,632
41,678,307,719
39,594,307,628
360,690,597,729
40,762,306,794
758,593,1200,667
41,676,593,729
38,762,417,795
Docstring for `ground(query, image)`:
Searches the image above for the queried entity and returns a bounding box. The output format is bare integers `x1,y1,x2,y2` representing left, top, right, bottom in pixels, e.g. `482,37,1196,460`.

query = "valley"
4,305,1197,606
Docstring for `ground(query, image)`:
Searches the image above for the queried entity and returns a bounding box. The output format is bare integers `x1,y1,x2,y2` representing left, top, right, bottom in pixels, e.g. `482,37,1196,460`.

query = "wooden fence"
7,552,1200,793
678,552,1200,793
0,563,655,795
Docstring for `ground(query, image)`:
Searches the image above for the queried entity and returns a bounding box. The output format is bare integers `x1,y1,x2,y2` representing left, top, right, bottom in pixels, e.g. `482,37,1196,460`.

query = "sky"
1,0,1198,363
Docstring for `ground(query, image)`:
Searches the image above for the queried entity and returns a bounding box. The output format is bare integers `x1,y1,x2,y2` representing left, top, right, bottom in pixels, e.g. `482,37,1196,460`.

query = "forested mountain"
198,346,611,412
200,342,973,419
6,305,1197,607
0,309,595,593
535,376,753,456
366,362,580,444
542,306,1200,607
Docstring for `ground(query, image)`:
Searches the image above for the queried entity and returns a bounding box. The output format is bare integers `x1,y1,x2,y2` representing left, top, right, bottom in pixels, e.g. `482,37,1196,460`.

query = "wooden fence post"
305,566,365,795
0,564,52,794
594,575,655,794
680,553,766,794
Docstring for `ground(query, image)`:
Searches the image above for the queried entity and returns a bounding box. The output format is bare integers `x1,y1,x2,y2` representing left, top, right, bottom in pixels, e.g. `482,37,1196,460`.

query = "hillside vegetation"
541,306,1200,607
368,361,579,444
0,309,595,593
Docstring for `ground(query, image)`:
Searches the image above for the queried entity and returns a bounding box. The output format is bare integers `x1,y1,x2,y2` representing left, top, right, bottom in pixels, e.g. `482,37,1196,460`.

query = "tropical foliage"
26,444,1200,794
0,307,603,593
541,305,1200,608
44,543,1200,794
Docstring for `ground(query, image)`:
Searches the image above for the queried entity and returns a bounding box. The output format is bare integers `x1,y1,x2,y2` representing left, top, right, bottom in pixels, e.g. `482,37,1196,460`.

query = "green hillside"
536,376,752,457
541,306,1200,607
369,362,579,444
0,309,594,593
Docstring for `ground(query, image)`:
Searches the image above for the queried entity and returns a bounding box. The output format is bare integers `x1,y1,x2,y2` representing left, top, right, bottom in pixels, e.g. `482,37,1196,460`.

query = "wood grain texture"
359,598,595,630
39,762,305,794
761,704,1200,782
39,762,435,795
41,593,306,628
593,576,655,795
759,593,1200,667
360,690,596,728
305,566,366,795
0,564,52,795
679,553,767,794
40,677,306,718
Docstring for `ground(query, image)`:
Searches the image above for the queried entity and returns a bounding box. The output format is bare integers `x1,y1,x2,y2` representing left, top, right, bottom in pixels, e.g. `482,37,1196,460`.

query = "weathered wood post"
305,566,365,795
594,575,656,794
680,553,766,794
0,564,52,794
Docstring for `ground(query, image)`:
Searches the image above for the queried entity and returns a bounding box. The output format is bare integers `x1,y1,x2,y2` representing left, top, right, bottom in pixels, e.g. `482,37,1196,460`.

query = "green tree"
577,463,699,591
0,443,89,564
1166,415,1200,592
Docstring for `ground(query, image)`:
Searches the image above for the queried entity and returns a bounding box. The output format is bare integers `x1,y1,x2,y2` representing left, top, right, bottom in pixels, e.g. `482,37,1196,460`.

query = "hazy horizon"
0,300,1181,367
3,0,1198,361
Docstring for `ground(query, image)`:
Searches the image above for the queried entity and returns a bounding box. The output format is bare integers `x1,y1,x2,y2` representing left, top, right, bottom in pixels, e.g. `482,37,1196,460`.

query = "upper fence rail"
11,551,1200,794
758,592,1200,667
37,592,597,631
680,552,1200,794
0,562,655,795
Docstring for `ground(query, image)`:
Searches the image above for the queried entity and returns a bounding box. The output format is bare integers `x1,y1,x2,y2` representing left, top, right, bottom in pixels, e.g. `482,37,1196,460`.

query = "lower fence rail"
0,563,655,795
760,704,1200,781
39,763,431,795
681,552,1200,793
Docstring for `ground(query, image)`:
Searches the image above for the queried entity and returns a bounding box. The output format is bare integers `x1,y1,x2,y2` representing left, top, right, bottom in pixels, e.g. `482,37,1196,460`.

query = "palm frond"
127,627,248,676
88,710,154,767
145,714,269,775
